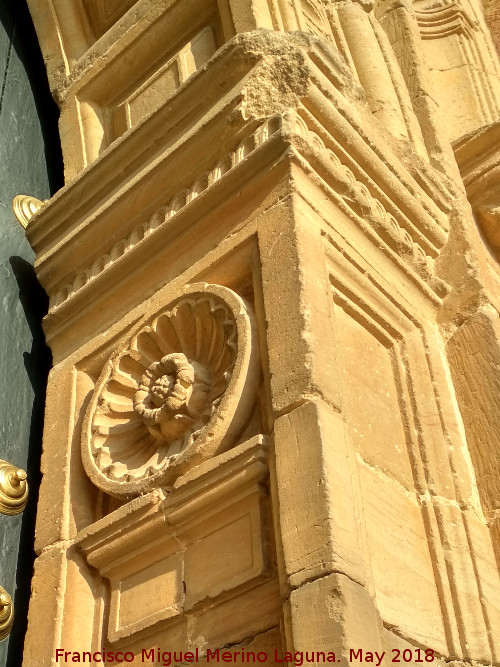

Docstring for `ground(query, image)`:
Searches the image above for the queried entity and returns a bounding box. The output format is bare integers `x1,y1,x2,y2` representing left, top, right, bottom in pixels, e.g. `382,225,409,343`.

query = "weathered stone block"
273,399,365,588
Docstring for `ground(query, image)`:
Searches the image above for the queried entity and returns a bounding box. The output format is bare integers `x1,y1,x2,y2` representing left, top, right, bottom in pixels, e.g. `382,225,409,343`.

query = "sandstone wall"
16,1,500,665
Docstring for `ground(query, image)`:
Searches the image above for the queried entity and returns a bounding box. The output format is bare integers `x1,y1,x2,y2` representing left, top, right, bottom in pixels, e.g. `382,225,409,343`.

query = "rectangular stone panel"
191,579,282,649
112,26,217,139
184,494,267,608
358,463,446,652
419,34,483,139
336,305,415,490
105,618,188,665
110,552,183,641
83,0,137,38
334,304,447,650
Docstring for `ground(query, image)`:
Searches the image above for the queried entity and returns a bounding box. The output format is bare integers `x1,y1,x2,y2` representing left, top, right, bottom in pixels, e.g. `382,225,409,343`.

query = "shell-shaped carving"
81,284,258,498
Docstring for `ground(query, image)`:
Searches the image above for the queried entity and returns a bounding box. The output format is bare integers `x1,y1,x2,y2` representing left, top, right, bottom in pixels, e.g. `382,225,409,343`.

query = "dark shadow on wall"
6,257,51,667
0,0,64,194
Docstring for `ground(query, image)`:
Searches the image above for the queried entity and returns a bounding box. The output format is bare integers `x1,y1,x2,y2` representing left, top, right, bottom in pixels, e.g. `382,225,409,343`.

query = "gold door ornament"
0,457,26,640
0,589,13,641
0,460,28,515
11,195,47,229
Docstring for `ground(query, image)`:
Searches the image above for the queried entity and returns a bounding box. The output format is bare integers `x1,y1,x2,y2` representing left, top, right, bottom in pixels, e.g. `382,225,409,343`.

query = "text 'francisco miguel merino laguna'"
55,648,437,665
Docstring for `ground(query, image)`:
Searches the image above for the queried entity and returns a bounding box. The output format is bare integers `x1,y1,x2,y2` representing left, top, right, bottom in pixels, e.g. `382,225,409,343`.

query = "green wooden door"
0,2,61,664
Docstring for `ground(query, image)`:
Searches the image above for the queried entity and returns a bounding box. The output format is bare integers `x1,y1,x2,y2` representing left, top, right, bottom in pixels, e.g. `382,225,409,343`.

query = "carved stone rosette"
81,284,259,498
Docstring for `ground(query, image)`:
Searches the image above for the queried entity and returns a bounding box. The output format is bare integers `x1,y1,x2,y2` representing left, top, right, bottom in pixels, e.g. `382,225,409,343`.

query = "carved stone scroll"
81,284,259,498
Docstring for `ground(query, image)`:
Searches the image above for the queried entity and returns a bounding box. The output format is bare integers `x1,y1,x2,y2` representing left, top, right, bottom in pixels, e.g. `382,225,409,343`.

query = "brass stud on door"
0,588,13,641
0,460,28,515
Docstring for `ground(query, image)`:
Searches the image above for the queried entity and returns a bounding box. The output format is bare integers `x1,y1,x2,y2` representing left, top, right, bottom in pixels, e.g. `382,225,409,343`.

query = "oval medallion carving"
81,284,258,498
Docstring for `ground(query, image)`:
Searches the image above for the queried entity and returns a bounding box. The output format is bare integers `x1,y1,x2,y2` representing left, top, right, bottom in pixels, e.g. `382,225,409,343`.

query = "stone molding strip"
289,111,444,283
51,105,448,311
415,3,477,39
51,118,280,309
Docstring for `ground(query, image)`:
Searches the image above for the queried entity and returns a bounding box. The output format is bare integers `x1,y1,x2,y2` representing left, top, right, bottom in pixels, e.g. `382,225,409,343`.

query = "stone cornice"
76,435,269,557
25,31,454,357
76,436,271,641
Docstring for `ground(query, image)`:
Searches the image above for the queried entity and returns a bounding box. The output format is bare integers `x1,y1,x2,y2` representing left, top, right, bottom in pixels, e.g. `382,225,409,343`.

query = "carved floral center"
149,375,176,407
133,353,212,441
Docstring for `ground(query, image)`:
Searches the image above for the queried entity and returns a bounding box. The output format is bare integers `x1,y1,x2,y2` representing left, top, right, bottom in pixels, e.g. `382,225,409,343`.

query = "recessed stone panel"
83,0,137,38
336,305,415,490
113,553,183,638
184,509,264,608
112,27,217,138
